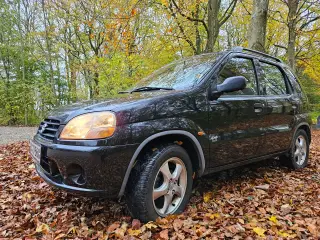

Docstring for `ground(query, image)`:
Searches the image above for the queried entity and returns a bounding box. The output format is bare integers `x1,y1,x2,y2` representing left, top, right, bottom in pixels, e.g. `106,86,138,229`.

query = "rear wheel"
125,144,193,222
280,129,309,169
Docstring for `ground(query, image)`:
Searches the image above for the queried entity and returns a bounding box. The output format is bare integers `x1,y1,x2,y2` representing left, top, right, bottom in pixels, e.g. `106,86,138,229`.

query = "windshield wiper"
118,86,174,94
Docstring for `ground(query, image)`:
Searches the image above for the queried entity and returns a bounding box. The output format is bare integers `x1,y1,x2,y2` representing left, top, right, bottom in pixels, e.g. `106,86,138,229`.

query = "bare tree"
286,0,320,72
205,0,238,52
162,0,237,54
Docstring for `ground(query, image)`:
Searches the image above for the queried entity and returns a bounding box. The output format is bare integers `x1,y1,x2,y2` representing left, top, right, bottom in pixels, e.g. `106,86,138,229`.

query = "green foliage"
0,0,319,125
299,73,320,123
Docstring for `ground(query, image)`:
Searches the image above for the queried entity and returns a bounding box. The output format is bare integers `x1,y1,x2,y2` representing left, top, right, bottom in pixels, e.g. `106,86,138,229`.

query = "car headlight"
60,112,116,140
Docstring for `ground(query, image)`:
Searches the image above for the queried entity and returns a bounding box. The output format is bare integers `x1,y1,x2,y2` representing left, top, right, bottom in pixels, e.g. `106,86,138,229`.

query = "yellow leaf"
127,228,141,236
145,222,158,229
36,223,50,234
269,215,278,224
205,213,220,219
203,192,213,203
278,231,290,237
54,233,66,240
253,227,266,237
161,0,168,6
67,226,78,235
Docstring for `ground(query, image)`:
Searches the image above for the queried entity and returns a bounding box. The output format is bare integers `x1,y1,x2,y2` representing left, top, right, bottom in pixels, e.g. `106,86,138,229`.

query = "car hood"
47,90,179,124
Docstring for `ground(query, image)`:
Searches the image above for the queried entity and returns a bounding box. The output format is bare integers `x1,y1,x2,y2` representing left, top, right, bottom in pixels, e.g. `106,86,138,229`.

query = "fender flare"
118,130,205,197
292,122,311,144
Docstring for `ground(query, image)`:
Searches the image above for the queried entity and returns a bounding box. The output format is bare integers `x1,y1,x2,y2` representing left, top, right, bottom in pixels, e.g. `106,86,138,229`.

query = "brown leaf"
280,204,292,215
131,219,141,230
160,229,169,240
307,223,318,236
107,222,120,233
173,218,183,231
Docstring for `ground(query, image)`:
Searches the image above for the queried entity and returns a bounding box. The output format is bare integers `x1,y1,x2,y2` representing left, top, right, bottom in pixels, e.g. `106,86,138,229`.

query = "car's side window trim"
252,58,261,95
282,70,294,94
257,60,292,97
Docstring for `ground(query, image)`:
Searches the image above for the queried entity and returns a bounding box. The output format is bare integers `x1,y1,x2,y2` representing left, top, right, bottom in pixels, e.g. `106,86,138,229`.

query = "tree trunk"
248,0,269,52
70,68,77,101
205,0,220,52
287,0,298,72
93,72,99,97
41,0,55,94
194,1,201,54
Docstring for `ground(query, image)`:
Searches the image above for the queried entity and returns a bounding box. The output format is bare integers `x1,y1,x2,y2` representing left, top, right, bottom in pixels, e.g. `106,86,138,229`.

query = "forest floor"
0,132,319,239
0,127,37,145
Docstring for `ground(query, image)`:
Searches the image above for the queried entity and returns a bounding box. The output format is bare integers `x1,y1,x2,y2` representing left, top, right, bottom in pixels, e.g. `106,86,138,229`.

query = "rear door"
208,55,267,167
255,61,295,155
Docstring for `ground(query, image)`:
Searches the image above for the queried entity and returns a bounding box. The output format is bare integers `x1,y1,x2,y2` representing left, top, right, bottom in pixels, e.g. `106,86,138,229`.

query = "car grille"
38,118,60,140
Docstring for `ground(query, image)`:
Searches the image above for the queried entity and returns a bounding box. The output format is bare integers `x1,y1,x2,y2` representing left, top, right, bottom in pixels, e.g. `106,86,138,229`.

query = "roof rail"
231,46,282,63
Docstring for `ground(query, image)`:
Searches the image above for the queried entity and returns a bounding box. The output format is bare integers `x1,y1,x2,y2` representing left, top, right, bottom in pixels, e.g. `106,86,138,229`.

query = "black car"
30,47,312,222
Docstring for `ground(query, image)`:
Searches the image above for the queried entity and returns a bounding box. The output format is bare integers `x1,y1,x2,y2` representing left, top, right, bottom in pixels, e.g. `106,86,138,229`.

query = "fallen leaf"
205,213,220,219
254,184,269,190
307,223,318,236
280,204,292,215
160,229,169,240
107,222,120,233
269,215,278,224
238,218,245,224
145,222,158,229
173,218,183,231
127,228,141,236
203,192,213,203
253,227,265,237
132,219,141,230
36,223,50,234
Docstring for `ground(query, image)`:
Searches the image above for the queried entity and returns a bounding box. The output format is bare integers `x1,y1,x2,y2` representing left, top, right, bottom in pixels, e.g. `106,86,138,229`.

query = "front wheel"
125,144,193,222
280,129,310,169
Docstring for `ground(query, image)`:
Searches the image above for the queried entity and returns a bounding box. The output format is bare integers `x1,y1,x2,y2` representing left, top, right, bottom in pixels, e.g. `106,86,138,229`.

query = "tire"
280,129,309,169
125,144,193,222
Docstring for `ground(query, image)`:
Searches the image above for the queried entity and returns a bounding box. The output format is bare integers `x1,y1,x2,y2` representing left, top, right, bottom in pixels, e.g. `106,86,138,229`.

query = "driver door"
208,56,267,167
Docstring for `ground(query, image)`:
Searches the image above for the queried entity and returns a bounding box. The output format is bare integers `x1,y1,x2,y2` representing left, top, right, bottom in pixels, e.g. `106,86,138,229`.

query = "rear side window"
283,67,302,93
217,57,258,95
259,62,287,95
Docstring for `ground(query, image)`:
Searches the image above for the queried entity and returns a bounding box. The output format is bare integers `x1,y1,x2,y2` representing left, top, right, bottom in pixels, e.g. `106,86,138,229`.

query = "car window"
133,53,223,90
259,62,287,95
217,57,258,95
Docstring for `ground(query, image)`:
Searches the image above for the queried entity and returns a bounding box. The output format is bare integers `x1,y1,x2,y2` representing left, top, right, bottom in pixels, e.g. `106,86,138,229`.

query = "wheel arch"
118,130,205,197
295,122,311,143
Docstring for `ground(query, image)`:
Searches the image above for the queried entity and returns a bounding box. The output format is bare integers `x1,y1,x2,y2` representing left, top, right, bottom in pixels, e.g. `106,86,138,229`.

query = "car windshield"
132,53,222,90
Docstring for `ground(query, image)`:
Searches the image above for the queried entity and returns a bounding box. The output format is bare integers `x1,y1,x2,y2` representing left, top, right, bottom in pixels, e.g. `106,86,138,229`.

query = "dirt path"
0,126,37,145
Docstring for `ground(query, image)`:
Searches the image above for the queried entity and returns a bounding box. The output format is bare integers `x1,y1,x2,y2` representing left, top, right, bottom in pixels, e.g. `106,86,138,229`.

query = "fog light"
66,164,86,185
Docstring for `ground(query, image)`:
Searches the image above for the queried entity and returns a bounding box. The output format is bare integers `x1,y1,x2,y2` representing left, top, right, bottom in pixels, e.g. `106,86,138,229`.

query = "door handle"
292,104,298,114
254,103,264,113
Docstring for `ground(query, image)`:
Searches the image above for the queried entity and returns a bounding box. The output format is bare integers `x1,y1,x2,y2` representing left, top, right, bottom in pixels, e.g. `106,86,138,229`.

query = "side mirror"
211,76,247,99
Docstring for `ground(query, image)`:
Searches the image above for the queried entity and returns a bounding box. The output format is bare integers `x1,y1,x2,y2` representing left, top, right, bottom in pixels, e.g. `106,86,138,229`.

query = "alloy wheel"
153,157,187,216
294,135,307,165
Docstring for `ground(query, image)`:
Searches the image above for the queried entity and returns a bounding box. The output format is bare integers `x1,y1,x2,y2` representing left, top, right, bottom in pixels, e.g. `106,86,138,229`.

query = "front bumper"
32,135,139,198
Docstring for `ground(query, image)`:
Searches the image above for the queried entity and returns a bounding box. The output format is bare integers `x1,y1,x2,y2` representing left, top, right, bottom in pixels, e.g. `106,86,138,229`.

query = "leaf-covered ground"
1,131,320,239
